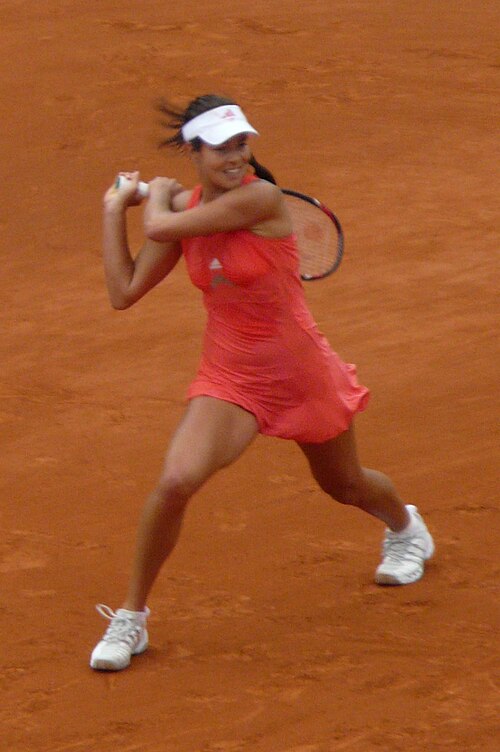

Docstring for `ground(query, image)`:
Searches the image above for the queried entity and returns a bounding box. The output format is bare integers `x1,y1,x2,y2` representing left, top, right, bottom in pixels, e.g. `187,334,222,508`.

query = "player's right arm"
102,173,182,310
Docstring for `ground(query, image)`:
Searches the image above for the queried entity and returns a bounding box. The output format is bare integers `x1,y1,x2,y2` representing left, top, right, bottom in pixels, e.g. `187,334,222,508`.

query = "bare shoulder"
245,180,291,237
226,178,283,214
244,178,282,202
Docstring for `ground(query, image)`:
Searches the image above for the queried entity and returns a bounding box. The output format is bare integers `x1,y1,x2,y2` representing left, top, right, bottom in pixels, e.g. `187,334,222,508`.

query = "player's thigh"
162,396,259,489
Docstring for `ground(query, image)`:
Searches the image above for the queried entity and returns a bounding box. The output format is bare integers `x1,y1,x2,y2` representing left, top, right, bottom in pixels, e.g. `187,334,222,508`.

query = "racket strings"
285,196,339,279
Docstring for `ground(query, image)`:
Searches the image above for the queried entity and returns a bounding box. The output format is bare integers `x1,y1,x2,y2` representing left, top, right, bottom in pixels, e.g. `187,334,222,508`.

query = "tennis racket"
281,189,344,281
115,177,344,281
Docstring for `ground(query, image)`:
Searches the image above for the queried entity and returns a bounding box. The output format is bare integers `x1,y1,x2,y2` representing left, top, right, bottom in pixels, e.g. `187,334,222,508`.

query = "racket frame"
281,188,344,281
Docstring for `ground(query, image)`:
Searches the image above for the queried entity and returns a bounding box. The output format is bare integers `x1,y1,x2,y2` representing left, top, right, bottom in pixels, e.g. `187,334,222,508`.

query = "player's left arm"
144,178,285,241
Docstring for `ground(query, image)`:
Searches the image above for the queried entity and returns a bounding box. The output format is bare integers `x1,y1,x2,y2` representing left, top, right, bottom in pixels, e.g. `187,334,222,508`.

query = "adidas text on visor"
181,106,258,146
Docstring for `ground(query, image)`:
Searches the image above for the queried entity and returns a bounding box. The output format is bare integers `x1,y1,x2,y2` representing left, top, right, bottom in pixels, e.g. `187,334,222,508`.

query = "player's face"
193,134,251,191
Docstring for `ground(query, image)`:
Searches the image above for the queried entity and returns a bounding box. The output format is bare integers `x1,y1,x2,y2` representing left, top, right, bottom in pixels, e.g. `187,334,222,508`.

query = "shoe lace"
382,532,426,564
96,604,142,647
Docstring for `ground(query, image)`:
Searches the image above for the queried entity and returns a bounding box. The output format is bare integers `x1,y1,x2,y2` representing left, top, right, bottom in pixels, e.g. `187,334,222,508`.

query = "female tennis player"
90,94,434,671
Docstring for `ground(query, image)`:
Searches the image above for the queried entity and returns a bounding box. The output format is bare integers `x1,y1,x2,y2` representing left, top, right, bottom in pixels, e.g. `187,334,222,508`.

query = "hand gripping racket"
115,177,344,281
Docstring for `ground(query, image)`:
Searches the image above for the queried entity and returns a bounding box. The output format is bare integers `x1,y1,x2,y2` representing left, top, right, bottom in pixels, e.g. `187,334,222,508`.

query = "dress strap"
187,184,203,209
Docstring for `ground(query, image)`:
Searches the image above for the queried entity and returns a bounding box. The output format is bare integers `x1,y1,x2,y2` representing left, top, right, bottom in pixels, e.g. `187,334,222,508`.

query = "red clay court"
1,2,498,750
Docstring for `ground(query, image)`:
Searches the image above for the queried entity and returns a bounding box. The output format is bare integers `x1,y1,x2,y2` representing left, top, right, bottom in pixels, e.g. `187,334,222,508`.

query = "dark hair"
249,155,277,185
156,94,277,185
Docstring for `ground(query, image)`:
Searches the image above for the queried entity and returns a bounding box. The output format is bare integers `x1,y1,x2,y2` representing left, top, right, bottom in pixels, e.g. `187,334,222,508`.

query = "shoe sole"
375,570,424,586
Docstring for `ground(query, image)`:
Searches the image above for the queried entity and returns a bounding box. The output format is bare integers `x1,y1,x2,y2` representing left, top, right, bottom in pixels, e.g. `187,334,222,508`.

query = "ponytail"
249,155,277,185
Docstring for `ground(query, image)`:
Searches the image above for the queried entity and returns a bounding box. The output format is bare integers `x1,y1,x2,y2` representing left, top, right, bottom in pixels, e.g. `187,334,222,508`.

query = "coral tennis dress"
181,176,369,443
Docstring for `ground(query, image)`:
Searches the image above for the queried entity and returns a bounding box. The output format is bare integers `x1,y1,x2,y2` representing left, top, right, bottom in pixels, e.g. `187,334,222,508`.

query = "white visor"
181,105,258,146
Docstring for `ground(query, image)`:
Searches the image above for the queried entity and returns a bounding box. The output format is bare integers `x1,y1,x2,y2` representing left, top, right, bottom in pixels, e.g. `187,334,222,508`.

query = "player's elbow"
108,288,136,310
144,211,181,243
144,219,170,243
111,298,132,311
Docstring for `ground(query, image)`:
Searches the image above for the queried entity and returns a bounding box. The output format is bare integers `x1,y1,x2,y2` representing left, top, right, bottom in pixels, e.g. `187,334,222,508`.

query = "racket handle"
114,175,150,198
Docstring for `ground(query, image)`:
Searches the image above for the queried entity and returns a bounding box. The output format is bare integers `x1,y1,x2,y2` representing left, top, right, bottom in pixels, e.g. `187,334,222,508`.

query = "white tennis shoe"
375,505,435,585
90,604,150,671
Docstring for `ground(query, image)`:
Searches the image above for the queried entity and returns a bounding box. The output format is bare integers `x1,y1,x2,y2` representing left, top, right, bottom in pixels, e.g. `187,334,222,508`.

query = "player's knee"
156,468,201,511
